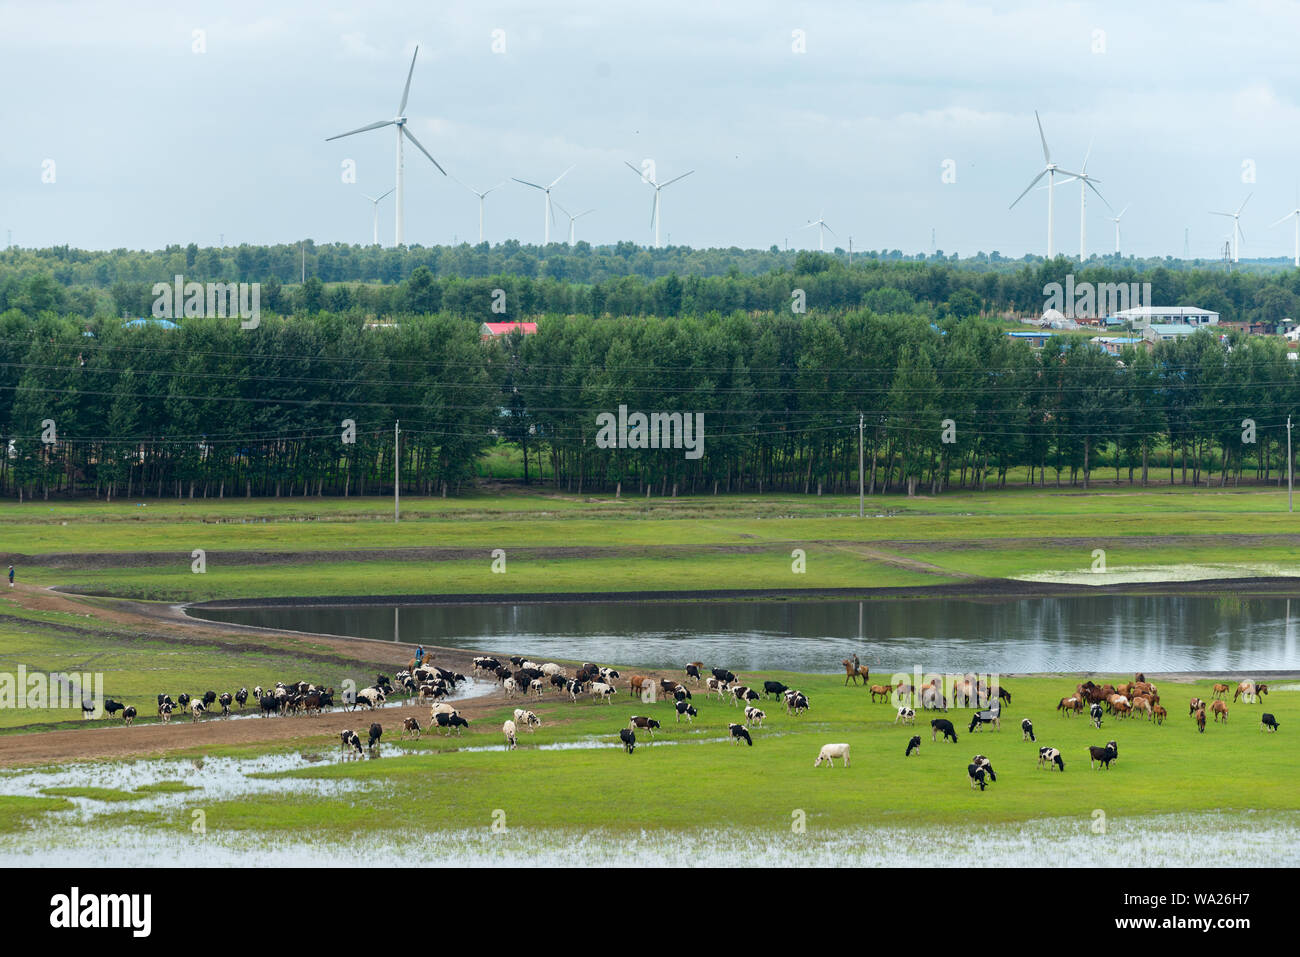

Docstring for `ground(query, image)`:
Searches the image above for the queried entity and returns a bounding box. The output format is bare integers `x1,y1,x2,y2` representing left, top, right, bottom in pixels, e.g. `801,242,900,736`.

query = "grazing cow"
619,728,636,754
731,685,760,707
589,682,617,704
728,723,753,746
685,663,702,683
1211,683,1230,700
763,680,789,699
968,763,990,791
675,701,698,723
218,692,232,717
1153,704,1167,724
786,692,810,715
502,677,519,698
895,706,915,726
673,687,692,702
745,706,766,727
1261,713,1280,733
905,735,921,757
367,722,382,750
1088,741,1118,769
1057,696,1083,716
102,699,125,717
711,668,737,685
189,700,206,722
1038,746,1065,771
814,743,851,768
1196,707,1207,733
502,720,518,750
970,754,996,781
433,711,469,735
159,702,173,723
340,730,363,755
968,702,1001,733
629,715,661,736
1021,718,1035,742
402,717,421,740
1090,703,1103,729
122,706,137,725
1211,700,1229,723
931,719,958,743
870,684,893,703
660,679,686,698
706,677,730,700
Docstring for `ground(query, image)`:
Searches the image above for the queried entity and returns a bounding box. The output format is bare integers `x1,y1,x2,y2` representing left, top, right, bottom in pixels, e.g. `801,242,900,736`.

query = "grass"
113,673,1299,835
0,795,72,833
39,785,139,802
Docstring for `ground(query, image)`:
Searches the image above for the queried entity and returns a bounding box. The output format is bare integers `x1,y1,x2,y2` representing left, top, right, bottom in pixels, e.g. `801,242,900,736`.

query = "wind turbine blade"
1209,211,1233,218
1053,167,1083,179
483,181,507,195
1009,169,1048,209
326,119,394,141
548,165,575,189
650,193,658,228
1238,224,1247,243
398,46,419,115
624,160,653,184
660,170,695,188
1115,205,1129,221
1085,178,1112,211
1081,139,1093,173
1270,214,1293,228
1034,111,1051,164
1238,193,1253,215
401,127,445,174
513,178,545,190
377,187,395,201
552,200,570,220
361,194,377,203
577,209,595,219
824,224,836,236
799,221,818,230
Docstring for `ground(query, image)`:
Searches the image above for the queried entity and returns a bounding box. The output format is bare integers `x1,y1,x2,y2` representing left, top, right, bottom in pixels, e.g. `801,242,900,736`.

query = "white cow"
814,743,851,768
502,720,518,750
513,709,541,731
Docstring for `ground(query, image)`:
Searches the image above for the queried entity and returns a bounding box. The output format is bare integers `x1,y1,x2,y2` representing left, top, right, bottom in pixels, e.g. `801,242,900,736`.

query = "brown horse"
869,684,893,703
1189,697,1205,716
1211,683,1230,700
841,660,870,686
1196,707,1207,733
1152,704,1167,725
1211,700,1229,723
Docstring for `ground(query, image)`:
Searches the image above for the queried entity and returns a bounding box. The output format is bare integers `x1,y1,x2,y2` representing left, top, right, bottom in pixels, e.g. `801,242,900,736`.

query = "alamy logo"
1042,275,1151,319
50,887,151,937
152,274,261,329
0,666,104,717
595,405,704,460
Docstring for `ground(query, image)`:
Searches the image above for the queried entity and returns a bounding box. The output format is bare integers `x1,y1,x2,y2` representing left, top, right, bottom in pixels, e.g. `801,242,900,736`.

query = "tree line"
2,307,1297,500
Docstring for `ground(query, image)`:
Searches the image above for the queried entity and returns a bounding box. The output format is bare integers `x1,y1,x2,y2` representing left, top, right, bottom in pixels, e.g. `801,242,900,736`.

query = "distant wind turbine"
361,188,395,246
1054,143,1110,260
1270,191,1300,268
552,202,595,246
325,46,446,247
513,167,573,245
1210,194,1251,263
1009,111,1082,259
1109,205,1130,255
800,211,835,252
625,162,694,248
454,179,506,243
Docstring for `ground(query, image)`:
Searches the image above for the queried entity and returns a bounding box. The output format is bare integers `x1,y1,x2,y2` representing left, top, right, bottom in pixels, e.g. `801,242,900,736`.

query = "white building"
1143,323,1201,343
1112,306,1219,330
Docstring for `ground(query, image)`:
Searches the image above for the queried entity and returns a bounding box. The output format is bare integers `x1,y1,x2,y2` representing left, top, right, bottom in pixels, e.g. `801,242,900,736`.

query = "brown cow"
1211,700,1229,723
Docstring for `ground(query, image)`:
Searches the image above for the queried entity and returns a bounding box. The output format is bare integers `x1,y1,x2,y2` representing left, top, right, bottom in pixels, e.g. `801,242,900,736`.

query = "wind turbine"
513,166,573,245
624,162,694,248
456,179,506,243
361,188,395,246
326,46,446,247
552,202,595,246
1210,194,1251,263
800,211,835,251
1109,205,1130,255
1054,144,1110,260
1270,191,1300,268
1009,111,1082,259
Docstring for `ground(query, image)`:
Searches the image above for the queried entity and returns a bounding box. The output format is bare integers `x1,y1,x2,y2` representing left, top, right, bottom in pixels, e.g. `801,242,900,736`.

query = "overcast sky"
4,0,1300,260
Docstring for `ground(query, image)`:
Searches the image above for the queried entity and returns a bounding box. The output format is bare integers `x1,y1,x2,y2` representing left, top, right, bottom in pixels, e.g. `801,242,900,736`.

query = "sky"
3,0,1300,260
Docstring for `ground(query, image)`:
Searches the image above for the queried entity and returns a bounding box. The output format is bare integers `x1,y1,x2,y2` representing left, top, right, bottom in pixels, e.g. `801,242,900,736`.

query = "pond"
190,593,1300,674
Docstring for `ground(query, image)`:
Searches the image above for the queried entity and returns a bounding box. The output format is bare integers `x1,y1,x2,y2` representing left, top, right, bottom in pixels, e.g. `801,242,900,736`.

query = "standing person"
414,644,425,668
7,564,12,587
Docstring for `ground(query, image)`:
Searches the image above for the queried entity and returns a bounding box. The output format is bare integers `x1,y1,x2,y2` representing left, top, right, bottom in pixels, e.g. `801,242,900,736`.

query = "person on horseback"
414,644,425,668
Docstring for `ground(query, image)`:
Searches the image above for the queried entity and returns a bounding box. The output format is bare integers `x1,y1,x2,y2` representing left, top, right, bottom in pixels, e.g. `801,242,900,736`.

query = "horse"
841,660,869,686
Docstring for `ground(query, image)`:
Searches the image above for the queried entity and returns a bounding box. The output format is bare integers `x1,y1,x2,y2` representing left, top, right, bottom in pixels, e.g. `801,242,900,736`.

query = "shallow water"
193,595,1300,673
5,813,1298,867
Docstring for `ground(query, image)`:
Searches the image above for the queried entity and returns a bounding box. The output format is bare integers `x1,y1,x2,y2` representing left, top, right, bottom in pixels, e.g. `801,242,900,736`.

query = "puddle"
1016,563,1300,585
4,812,1297,867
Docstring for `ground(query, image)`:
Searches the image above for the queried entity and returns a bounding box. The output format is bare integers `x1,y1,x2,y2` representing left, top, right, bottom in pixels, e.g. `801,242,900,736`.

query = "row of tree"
2,308,1297,500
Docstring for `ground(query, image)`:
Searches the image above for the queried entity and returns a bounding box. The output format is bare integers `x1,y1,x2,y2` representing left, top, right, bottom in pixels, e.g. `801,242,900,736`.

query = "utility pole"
394,420,401,522
301,244,306,283
1289,415,1294,514
858,413,865,518
848,236,852,266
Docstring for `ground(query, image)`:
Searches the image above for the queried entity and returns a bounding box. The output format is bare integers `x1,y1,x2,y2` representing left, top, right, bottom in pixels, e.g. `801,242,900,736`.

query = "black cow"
1088,741,1118,769
259,694,279,716
728,723,753,746
103,699,126,716
619,728,636,754
685,664,701,682
201,691,217,707
176,693,191,710
368,722,383,749
763,680,789,699
931,718,958,743
712,668,737,684
234,687,248,709
629,716,661,736
675,701,697,723
905,735,921,757
673,687,692,702
218,692,232,716
1261,713,1280,732
434,711,470,735
998,686,1012,704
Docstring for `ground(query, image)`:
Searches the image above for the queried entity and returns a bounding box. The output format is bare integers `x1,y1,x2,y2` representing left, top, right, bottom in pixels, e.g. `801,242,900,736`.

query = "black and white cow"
763,680,789,699
744,706,766,727
619,728,636,754
711,668,737,684
675,700,698,723
121,705,137,725
905,735,921,757
433,711,469,735
219,692,233,717
968,763,990,791
629,715,661,736
1038,746,1065,771
1090,702,1103,728
931,718,958,743
728,723,753,746
234,687,248,710
340,729,363,755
